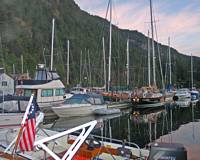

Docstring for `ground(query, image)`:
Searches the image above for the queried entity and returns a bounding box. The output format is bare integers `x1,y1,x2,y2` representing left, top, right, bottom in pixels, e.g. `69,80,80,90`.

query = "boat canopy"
35,64,60,80
64,94,105,105
0,95,30,103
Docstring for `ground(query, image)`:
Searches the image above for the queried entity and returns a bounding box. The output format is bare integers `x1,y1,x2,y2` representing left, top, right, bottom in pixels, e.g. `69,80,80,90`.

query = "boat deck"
0,151,25,160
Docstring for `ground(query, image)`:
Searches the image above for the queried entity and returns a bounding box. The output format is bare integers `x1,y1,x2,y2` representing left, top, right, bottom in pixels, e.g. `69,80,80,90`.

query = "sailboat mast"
148,30,151,86
191,54,193,89
126,38,130,88
168,37,172,85
80,50,82,85
150,0,156,86
102,37,107,89
21,55,23,74
50,18,55,71
88,49,91,87
108,0,112,92
13,64,15,75
67,40,70,85
153,16,164,89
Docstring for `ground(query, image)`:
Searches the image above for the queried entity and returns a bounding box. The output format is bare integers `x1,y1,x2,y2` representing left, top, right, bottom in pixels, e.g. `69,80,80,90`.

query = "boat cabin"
64,94,105,105
15,64,65,107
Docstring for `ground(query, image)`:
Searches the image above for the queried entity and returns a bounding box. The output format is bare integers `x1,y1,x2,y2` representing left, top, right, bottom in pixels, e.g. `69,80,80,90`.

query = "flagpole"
21,94,34,125
12,94,34,154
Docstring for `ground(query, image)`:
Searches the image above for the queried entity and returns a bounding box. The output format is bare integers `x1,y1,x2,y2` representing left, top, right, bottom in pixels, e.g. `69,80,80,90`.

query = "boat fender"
85,137,101,151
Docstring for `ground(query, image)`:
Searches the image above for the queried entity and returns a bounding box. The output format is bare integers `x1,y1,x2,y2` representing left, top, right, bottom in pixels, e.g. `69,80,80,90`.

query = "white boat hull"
52,104,107,118
0,113,24,128
175,99,191,108
0,112,44,129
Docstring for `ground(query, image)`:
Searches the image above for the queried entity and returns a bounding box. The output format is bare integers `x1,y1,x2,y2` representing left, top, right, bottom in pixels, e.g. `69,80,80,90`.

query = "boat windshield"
86,97,104,105
176,88,190,94
94,97,104,104
64,97,88,104
64,94,105,105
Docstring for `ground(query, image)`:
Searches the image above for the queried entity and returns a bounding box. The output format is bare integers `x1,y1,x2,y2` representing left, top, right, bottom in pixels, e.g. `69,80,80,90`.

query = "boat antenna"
42,48,47,67
191,54,193,89
50,18,55,71
168,37,172,86
126,38,130,88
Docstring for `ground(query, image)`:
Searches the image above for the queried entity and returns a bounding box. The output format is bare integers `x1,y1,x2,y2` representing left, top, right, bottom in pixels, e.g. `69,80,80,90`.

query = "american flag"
19,97,39,152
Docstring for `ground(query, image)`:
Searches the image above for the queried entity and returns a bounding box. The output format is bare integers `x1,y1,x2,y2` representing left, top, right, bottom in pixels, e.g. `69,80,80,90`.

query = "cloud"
74,0,106,12
74,0,200,57
156,4,200,56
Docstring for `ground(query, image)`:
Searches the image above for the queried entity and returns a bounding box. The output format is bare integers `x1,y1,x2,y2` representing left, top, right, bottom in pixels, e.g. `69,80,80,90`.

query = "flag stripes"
19,118,36,152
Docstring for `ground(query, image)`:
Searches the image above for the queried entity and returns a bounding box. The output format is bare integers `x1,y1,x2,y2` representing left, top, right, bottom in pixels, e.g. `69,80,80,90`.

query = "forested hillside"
0,0,199,88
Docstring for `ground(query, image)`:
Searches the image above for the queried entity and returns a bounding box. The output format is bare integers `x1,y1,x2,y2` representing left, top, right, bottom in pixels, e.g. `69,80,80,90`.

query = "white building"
0,68,14,95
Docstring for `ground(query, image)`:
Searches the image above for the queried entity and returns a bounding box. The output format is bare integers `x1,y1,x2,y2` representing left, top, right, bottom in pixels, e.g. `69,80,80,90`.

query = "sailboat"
164,37,176,104
100,0,131,103
131,0,165,108
174,54,199,107
190,54,199,103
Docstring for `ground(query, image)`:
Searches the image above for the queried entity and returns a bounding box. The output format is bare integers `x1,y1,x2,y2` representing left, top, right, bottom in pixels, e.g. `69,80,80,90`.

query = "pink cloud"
74,0,200,56
114,4,200,56
156,7,200,56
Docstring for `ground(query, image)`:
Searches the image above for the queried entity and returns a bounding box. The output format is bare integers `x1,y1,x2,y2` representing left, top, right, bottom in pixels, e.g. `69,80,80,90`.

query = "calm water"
45,102,200,148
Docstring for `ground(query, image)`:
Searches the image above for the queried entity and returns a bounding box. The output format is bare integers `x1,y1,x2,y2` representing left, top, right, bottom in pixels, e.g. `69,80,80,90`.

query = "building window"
55,88,65,96
41,89,53,97
2,81,7,86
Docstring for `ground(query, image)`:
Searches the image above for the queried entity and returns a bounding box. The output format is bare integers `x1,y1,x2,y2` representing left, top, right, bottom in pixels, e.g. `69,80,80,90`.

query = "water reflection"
45,113,122,132
157,103,200,145
45,103,200,148
131,108,166,124
100,103,200,147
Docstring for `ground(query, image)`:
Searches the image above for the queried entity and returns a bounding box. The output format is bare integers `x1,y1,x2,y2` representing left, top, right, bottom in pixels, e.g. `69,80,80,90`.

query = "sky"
74,0,200,57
